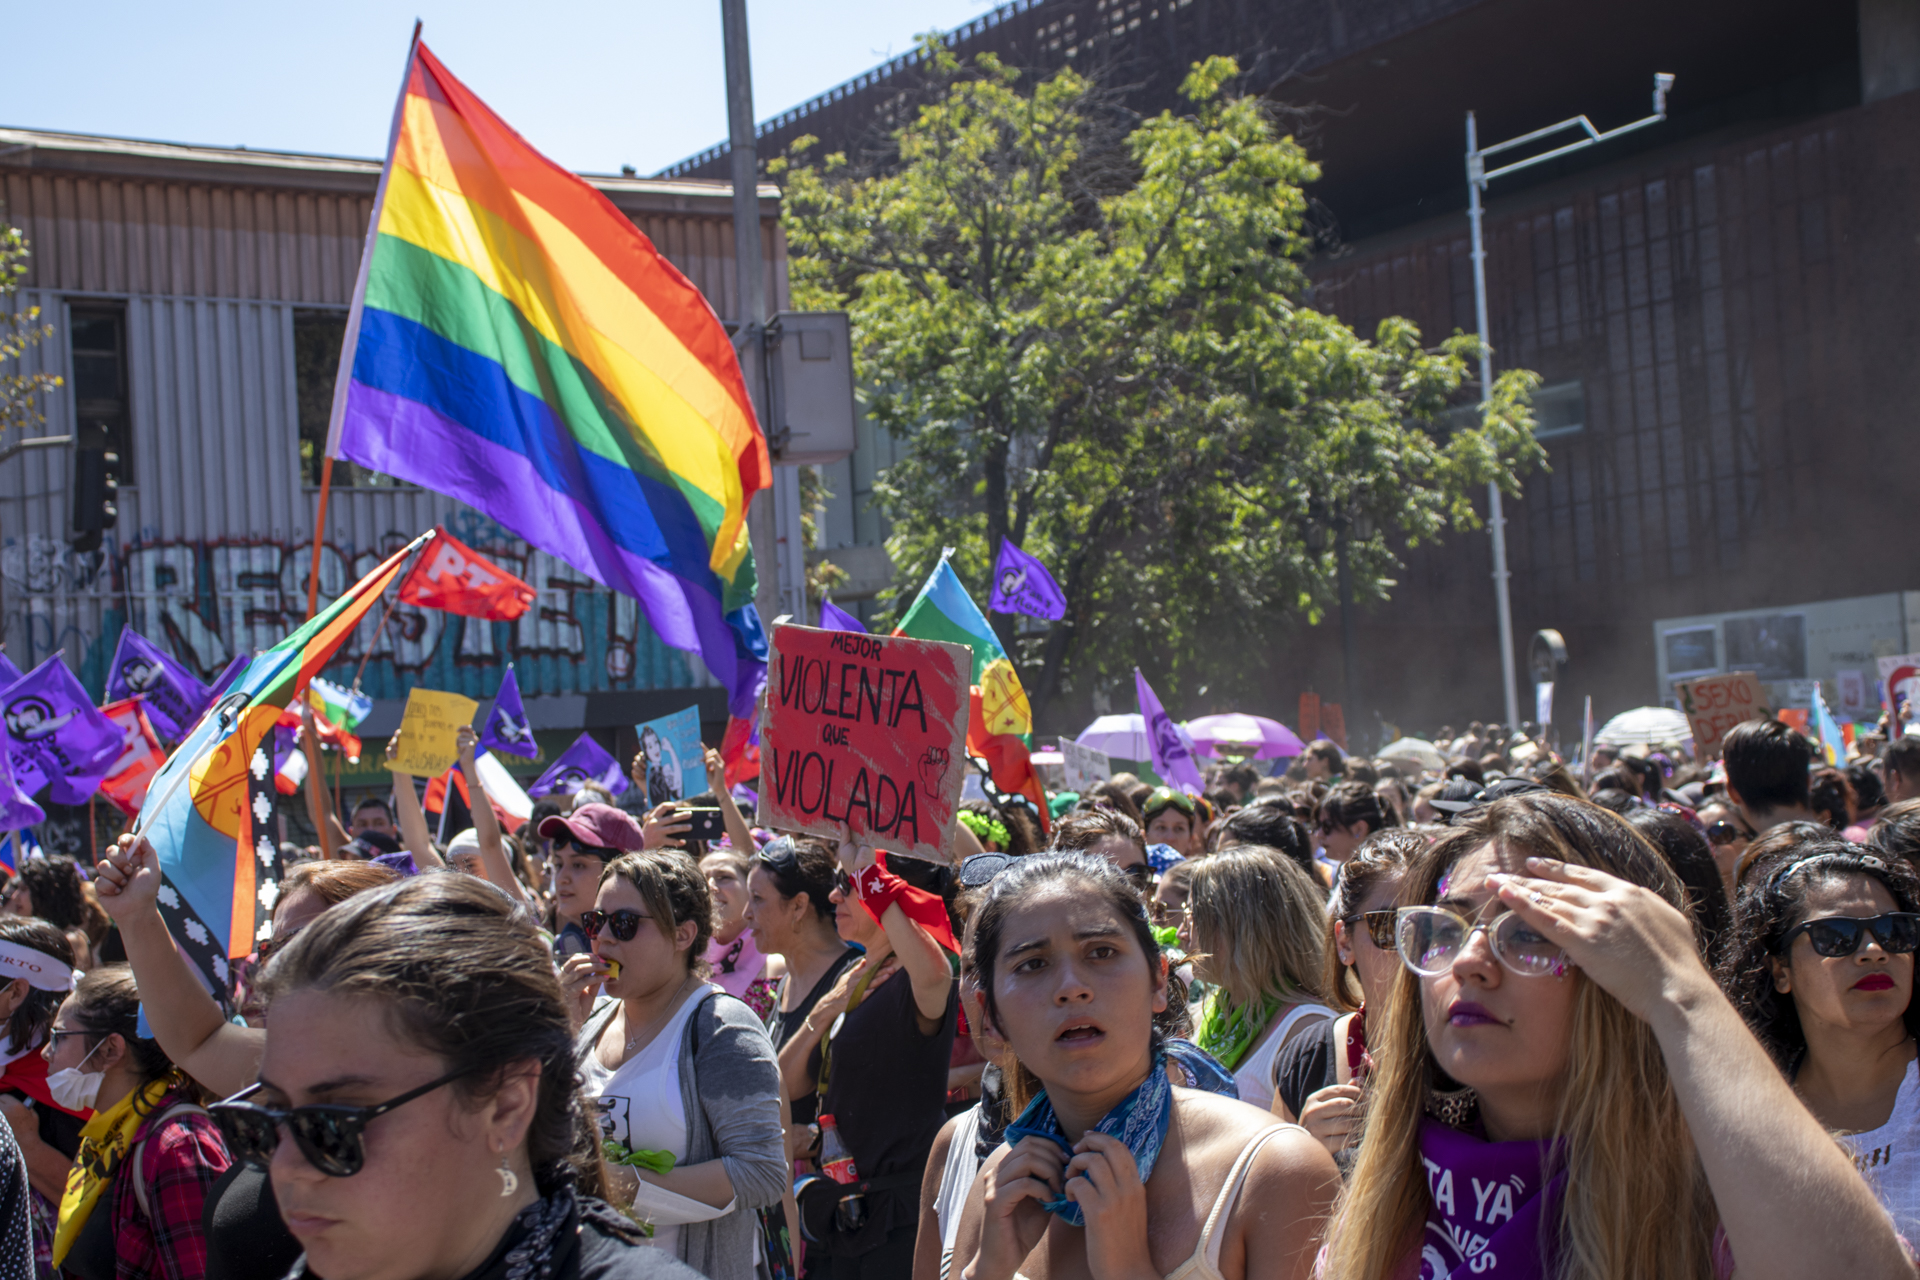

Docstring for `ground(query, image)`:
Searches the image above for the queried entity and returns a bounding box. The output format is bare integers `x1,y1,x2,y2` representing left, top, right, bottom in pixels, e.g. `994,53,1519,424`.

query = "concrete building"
666,0,1919,740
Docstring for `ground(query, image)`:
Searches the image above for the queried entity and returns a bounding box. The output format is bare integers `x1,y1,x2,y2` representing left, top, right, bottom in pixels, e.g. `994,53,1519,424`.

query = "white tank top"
936,1106,985,1280
1838,1055,1920,1243
1231,1002,1334,1112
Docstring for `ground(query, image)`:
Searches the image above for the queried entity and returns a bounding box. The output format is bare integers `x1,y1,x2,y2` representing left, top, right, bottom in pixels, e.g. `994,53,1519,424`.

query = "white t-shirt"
1838,1056,1920,1244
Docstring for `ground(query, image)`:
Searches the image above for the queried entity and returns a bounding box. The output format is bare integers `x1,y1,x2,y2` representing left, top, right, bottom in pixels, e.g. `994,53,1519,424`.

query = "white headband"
0,940,80,992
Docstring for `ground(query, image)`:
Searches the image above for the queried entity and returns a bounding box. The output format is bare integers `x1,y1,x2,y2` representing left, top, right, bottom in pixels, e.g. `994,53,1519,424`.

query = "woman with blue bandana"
950,853,1338,1280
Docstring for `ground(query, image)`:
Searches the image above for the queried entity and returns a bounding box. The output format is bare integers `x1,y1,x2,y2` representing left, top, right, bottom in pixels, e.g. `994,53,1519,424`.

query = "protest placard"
1673,671,1761,756
1060,738,1111,792
757,623,970,862
634,706,701,807
387,688,478,777
1878,654,1920,720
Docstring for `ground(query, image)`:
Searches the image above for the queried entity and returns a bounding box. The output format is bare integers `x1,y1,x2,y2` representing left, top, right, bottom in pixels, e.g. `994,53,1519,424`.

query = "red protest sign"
1673,671,1762,756
399,529,537,620
757,624,970,862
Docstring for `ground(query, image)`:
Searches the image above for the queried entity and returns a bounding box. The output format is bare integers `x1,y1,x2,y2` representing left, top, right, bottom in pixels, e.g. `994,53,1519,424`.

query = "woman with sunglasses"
1049,812,1154,890
1273,830,1424,1162
1181,848,1335,1113
46,965,229,1280
1314,782,1396,868
747,839,860,1129
1722,840,1920,1240
221,872,703,1280
1141,790,1204,860
952,852,1340,1280
1696,797,1755,900
571,850,786,1277
1320,792,1908,1280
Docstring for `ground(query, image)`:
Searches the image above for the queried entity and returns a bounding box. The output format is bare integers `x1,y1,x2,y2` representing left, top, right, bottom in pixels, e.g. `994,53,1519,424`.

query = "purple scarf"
1417,1119,1566,1280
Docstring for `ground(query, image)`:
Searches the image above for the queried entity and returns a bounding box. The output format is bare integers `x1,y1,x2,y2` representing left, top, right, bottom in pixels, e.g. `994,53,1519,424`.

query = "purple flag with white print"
480,665,538,760
105,626,214,742
0,656,122,805
1134,668,1204,796
988,539,1067,622
0,715,45,833
527,732,627,800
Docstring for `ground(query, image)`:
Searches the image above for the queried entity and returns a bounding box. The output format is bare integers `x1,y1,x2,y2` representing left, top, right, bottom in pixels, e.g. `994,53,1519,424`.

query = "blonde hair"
1323,794,1717,1280
1186,846,1330,1016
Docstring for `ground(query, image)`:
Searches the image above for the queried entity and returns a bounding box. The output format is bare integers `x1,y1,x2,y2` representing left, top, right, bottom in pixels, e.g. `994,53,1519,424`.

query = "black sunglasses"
1705,821,1752,847
1123,863,1153,889
210,1069,471,1177
1344,909,1398,950
1777,913,1920,959
580,908,652,942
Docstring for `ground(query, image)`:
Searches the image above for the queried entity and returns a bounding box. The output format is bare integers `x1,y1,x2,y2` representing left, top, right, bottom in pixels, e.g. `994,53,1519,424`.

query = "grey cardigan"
579,989,788,1280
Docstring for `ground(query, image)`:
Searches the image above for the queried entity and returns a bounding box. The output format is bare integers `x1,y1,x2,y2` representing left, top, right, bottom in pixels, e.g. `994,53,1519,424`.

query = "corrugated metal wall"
0,162,786,706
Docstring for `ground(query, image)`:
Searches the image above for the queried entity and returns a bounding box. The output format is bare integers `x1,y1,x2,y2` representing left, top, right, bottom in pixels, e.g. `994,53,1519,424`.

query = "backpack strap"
129,1101,211,1220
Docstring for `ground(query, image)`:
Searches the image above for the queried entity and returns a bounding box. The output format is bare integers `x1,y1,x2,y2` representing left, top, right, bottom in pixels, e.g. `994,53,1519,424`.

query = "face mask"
46,1040,104,1112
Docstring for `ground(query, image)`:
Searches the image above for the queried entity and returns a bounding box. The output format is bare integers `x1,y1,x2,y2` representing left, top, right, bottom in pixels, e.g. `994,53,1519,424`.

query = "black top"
205,1160,302,1280
814,965,957,1256
765,946,859,1129
1272,1015,1338,1121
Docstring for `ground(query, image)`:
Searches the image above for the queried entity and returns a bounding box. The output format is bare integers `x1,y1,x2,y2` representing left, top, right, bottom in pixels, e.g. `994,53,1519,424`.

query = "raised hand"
642,802,691,850
94,833,164,920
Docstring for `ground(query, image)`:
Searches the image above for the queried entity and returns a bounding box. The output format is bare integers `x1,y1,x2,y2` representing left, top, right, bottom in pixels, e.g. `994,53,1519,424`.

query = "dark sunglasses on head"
1123,863,1153,889
210,1070,470,1177
580,908,652,942
1777,912,1920,959
1704,821,1752,847
757,837,798,871
1344,909,1398,950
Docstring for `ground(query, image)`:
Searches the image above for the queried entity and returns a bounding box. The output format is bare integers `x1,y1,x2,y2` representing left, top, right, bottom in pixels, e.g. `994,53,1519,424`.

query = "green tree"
0,215,62,439
780,49,1543,727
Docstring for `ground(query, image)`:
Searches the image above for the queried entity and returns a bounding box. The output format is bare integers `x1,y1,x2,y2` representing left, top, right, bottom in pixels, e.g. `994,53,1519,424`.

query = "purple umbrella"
1186,713,1305,760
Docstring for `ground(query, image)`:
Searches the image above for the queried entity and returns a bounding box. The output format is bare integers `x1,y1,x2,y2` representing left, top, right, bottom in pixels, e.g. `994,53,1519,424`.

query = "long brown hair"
1323,793,1717,1280
1186,846,1330,1019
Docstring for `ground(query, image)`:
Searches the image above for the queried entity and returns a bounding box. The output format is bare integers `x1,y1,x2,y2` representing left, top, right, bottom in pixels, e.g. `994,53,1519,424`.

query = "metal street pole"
1335,522,1360,743
722,0,782,628
1464,73,1673,732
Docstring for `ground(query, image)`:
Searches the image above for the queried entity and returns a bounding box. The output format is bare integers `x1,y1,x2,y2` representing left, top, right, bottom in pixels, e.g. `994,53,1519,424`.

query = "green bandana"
1194,991,1278,1071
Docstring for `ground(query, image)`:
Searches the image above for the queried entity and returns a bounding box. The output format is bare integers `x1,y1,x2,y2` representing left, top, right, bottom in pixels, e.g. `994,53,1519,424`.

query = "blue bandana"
1003,1054,1173,1226
1162,1038,1238,1098
1146,843,1186,873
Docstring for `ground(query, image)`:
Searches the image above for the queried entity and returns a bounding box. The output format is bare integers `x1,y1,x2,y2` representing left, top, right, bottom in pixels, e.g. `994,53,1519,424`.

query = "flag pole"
307,19,422,622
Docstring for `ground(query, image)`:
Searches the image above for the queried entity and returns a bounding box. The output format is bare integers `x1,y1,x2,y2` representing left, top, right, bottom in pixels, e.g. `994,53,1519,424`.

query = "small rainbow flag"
327,40,770,715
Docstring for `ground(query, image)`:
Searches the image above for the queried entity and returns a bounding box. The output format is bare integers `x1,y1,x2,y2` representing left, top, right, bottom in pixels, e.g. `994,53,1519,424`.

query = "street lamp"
1466,72,1674,729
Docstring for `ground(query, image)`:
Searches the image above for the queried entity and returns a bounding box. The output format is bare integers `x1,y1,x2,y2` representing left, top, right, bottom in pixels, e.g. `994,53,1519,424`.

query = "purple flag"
1134,668,1204,796
480,665,538,760
0,716,45,833
105,627,213,742
528,732,627,800
0,656,122,805
988,539,1067,621
0,653,21,689
818,598,867,634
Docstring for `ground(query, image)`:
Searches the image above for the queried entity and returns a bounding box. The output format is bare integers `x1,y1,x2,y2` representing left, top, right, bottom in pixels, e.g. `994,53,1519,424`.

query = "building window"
68,306,130,482
1529,380,1585,439
294,308,394,488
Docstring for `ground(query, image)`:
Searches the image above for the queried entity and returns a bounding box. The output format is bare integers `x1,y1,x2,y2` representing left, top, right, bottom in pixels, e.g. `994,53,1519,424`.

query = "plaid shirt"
98,1085,231,1280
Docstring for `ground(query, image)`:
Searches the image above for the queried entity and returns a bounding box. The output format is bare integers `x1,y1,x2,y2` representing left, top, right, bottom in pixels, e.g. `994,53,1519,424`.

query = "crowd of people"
0,707,1908,1278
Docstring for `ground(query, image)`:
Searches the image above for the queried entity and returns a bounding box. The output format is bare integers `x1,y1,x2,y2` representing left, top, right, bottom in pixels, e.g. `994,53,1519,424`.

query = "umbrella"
1377,737,1447,772
1076,714,1150,760
1186,713,1305,760
1595,706,1693,751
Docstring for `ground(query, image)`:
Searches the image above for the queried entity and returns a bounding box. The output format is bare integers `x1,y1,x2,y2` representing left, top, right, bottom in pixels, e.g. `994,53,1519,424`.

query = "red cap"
536,802,643,856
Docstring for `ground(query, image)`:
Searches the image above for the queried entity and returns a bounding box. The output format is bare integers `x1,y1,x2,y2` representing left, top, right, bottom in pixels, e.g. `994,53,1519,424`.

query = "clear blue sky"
6,0,993,176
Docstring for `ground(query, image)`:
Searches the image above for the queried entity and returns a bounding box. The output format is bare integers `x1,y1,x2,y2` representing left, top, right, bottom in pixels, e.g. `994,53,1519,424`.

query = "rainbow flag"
326,42,770,715
896,555,1048,828
137,532,430,988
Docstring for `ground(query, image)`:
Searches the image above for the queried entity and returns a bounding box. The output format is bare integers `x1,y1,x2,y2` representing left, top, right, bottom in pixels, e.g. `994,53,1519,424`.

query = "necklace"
620,975,699,1058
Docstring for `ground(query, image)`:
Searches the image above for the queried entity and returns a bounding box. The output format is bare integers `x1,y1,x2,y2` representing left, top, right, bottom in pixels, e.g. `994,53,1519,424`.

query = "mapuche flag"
325,40,770,716
895,555,1048,831
136,532,430,988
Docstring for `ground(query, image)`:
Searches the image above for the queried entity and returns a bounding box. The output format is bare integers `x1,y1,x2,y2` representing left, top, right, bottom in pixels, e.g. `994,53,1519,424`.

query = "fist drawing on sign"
919,746,950,799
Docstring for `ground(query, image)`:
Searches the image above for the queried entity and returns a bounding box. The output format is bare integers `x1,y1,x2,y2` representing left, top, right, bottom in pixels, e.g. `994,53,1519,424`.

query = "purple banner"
818,598,868,634
989,539,1067,622
480,665,539,760
105,626,213,742
0,716,46,833
528,732,627,800
0,656,122,805
1134,668,1204,795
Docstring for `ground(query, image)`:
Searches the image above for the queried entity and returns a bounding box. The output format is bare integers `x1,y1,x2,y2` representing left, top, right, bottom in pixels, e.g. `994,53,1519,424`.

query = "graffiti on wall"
1,511,710,704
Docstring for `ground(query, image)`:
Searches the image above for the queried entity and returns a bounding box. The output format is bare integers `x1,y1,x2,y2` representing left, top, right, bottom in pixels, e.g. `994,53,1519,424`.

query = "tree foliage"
0,215,62,439
779,49,1543,724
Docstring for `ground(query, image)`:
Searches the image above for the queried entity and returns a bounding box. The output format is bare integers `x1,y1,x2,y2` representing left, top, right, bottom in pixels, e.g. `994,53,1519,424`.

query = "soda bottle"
817,1113,860,1184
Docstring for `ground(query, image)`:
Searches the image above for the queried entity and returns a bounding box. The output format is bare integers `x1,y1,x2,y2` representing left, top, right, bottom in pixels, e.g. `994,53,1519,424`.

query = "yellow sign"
386,688,479,777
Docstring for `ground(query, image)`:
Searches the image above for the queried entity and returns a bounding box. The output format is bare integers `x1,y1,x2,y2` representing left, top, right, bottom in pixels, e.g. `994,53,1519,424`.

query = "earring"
496,1154,519,1198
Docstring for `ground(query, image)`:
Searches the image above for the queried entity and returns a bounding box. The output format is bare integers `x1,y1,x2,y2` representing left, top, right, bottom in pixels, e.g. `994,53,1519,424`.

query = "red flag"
967,689,1050,835
276,704,361,763
98,698,168,817
399,528,537,620
719,715,759,787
